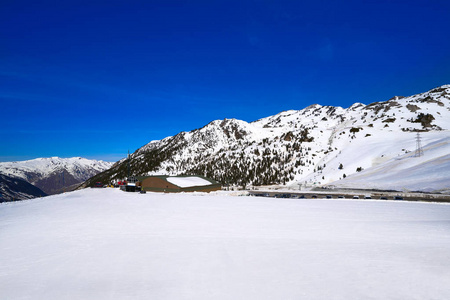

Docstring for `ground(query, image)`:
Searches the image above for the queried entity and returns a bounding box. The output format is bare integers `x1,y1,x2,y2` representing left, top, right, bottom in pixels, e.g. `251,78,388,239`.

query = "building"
124,176,139,192
137,175,221,193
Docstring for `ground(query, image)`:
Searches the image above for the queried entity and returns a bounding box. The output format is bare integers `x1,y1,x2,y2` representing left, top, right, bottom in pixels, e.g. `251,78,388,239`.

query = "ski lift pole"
127,150,130,179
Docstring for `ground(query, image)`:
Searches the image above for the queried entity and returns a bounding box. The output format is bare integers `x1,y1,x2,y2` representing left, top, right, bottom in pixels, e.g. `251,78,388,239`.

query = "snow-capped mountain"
0,157,113,195
84,85,450,193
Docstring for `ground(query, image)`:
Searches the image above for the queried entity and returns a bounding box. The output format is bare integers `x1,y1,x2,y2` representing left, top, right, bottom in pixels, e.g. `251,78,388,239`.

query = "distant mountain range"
0,157,113,201
83,85,450,193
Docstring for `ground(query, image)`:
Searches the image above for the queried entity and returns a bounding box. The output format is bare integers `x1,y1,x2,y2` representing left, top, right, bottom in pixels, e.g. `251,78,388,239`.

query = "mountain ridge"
83,85,450,193
0,157,113,196
0,173,47,202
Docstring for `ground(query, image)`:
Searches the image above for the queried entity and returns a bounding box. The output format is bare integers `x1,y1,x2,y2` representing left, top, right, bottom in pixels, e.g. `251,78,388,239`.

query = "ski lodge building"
136,175,221,193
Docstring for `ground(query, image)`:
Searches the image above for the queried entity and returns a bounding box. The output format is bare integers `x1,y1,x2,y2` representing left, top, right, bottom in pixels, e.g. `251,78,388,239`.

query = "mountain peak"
0,157,113,196
85,85,449,193
348,102,365,110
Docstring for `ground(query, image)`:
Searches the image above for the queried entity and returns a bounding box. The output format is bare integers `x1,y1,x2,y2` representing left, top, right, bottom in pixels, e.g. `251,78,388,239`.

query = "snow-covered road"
1,188,449,299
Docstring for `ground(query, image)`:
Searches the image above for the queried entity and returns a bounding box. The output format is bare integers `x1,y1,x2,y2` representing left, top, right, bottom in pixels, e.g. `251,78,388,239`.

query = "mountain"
0,157,113,195
0,173,47,202
83,85,450,193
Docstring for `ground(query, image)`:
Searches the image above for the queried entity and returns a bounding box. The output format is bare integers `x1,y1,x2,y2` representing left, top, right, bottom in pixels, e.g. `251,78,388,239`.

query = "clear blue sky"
1,0,449,162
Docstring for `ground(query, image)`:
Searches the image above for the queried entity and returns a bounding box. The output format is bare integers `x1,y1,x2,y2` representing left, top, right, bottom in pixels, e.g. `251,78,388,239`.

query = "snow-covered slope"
0,157,113,195
1,188,449,299
85,85,450,193
322,133,450,193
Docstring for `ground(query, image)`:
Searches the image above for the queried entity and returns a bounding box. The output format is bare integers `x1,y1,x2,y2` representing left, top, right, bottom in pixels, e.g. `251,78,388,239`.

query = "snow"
1,188,449,299
167,176,212,187
319,130,450,193
0,157,113,182
133,85,449,193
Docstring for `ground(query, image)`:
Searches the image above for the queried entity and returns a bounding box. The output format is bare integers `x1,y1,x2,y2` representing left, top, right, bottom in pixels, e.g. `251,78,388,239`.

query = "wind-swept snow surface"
1,188,449,299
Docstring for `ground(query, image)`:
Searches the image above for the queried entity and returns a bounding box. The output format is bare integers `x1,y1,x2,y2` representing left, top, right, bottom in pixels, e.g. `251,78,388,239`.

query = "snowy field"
1,188,450,300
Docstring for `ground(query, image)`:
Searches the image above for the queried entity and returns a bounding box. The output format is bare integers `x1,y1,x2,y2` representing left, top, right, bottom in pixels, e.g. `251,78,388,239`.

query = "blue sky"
1,0,449,162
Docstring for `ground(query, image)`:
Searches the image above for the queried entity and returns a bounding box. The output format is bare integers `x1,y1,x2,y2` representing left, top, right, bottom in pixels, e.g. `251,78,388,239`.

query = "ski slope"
1,188,449,299
323,132,450,193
